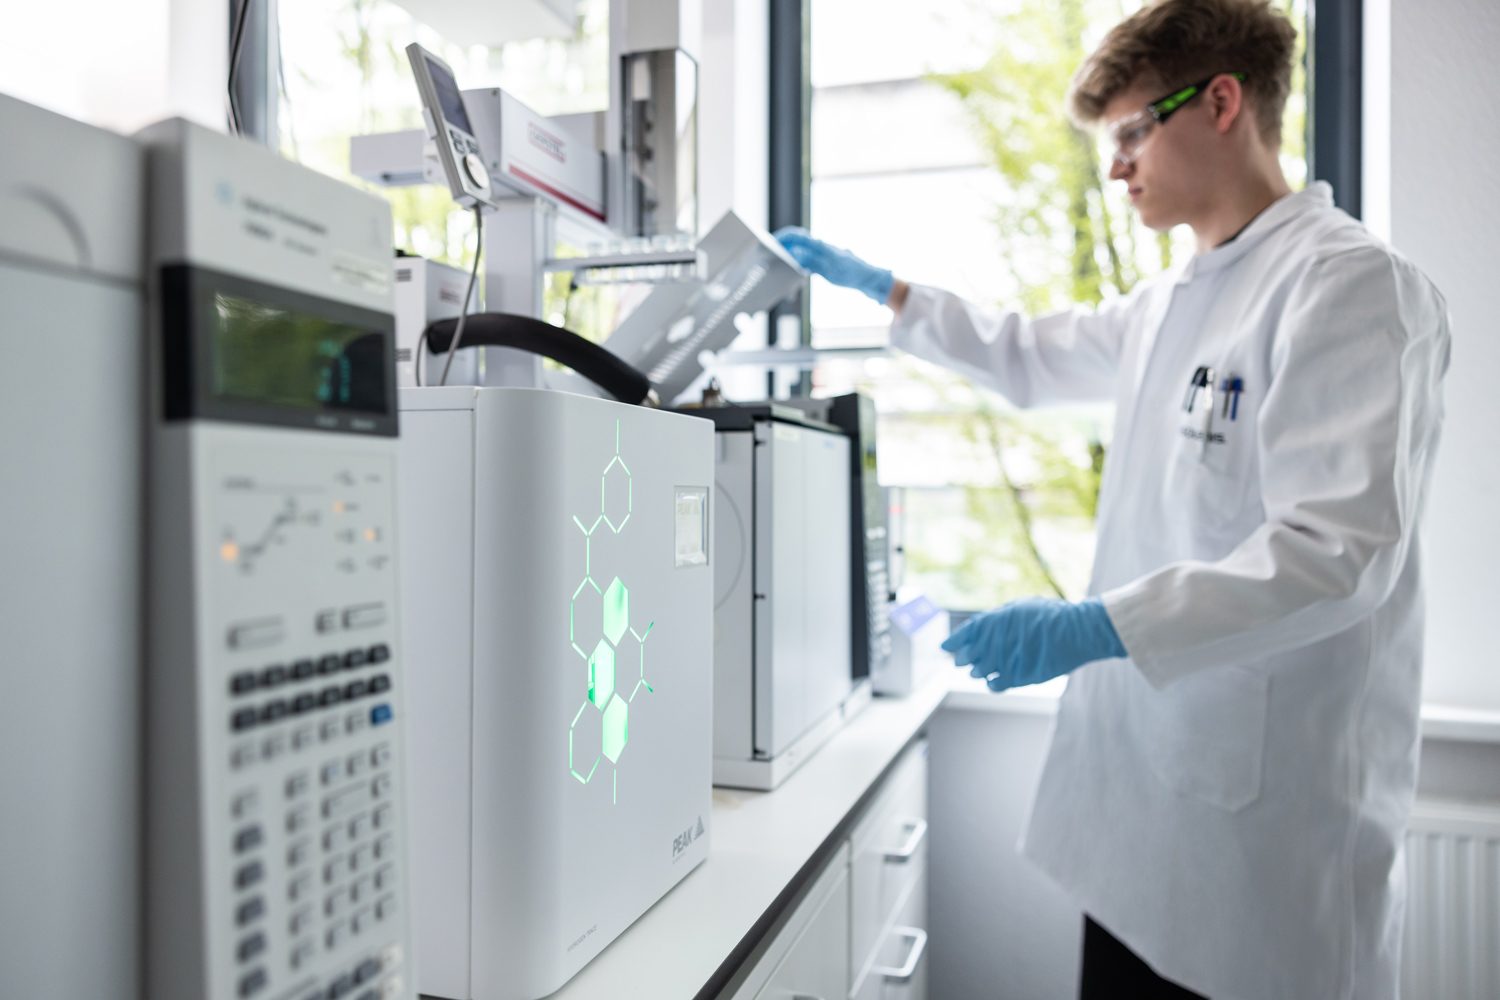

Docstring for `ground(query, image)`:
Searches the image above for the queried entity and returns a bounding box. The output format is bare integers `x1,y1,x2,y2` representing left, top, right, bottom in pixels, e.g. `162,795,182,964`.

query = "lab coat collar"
1177,181,1335,282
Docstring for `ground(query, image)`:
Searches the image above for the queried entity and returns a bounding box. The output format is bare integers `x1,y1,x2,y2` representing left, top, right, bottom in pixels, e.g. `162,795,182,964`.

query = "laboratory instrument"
692,403,862,790
879,595,949,697
0,91,146,1000
407,42,497,209
393,254,480,387
141,118,417,1000
783,392,892,687
399,382,714,1000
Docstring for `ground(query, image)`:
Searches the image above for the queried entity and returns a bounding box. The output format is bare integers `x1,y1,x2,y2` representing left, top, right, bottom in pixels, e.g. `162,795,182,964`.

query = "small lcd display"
212,293,388,415
426,57,474,135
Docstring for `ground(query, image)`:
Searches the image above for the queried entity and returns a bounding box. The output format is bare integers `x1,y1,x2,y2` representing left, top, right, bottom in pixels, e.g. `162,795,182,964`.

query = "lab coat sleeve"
1102,248,1451,689
889,283,1136,407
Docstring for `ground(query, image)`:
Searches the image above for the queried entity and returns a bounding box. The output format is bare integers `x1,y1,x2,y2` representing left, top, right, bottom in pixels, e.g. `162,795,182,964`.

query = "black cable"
437,207,484,387
424,313,656,406
227,0,255,135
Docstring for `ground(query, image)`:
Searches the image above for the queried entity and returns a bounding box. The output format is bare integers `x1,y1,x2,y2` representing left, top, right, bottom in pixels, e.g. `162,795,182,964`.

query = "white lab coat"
890,183,1449,999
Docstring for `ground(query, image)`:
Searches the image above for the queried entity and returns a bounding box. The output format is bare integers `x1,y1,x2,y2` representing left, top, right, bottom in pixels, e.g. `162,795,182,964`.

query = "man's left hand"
942,596,1128,692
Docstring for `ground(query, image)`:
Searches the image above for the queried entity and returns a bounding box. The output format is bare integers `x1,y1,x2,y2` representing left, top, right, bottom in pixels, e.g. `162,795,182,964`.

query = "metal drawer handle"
871,926,928,982
791,995,826,1000
884,818,928,862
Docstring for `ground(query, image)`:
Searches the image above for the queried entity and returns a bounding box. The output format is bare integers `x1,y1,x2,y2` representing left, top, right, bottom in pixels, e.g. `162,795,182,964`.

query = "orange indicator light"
220,541,239,562
333,502,346,513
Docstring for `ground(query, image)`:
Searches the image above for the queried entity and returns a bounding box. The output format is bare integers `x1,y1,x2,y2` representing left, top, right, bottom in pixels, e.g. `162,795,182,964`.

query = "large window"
808,0,1306,611
276,0,617,335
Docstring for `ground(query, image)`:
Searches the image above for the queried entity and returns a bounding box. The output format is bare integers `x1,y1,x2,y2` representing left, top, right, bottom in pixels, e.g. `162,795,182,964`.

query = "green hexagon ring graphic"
589,638,616,708
602,693,629,763
603,577,628,646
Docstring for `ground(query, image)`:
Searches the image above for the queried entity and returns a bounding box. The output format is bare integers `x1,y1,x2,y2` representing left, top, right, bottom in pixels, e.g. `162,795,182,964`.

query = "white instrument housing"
141,118,418,1000
398,386,714,1000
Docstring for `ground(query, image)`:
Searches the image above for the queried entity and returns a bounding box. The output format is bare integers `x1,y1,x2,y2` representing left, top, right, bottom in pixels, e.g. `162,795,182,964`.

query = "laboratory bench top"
544,671,1500,1000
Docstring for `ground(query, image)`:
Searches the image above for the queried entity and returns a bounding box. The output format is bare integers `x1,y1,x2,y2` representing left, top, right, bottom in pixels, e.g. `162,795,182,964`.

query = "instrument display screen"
162,265,397,436
425,56,474,135
212,292,387,415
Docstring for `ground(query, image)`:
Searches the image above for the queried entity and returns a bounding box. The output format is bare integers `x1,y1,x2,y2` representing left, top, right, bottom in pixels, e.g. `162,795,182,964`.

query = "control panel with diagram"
141,118,417,1000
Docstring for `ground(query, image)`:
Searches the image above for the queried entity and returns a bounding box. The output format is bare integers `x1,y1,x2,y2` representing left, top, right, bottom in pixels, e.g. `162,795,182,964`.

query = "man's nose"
1109,157,1131,182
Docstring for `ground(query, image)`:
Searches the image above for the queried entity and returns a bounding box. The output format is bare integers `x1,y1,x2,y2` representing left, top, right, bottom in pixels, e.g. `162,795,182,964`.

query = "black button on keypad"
355,990,378,1000
259,664,288,688
232,708,259,732
329,973,354,998
343,647,368,670
260,700,288,724
234,824,263,853
318,654,342,675
236,896,265,926
369,674,391,695
239,967,267,997
368,643,390,664
231,672,258,695
344,679,369,700
292,658,317,680
354,957,381,983
238,931,267,962
292,693,318,714
235,860,264,889
319,686,344,707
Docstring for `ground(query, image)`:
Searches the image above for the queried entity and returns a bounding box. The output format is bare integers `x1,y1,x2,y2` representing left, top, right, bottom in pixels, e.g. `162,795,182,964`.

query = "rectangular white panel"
0,91,145,1000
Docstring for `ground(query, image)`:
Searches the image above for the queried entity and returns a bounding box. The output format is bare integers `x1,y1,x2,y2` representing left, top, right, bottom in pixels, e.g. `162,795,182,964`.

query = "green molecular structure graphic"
568,421,655,804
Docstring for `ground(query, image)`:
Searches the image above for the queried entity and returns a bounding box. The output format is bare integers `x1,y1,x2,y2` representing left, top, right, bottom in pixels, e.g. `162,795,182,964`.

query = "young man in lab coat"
777,0,1449,996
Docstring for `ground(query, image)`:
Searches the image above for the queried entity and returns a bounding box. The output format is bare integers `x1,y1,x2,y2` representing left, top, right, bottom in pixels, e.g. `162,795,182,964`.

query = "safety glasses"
1102,72,1247,167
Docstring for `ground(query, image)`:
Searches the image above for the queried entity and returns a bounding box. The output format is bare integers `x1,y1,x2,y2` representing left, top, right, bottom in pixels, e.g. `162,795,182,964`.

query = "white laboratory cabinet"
726,740,930,1000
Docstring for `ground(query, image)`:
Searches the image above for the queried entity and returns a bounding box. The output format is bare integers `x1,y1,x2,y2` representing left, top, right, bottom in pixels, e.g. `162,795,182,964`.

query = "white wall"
928,705,1082,997
1365,0,1500,710
0,0,227,135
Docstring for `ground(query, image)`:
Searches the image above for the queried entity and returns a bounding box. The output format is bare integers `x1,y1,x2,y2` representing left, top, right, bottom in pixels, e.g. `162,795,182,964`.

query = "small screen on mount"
426,57,474,135
211,292,388,415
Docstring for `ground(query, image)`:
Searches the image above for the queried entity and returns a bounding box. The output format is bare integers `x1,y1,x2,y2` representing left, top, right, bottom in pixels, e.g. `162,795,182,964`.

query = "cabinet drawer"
851,869,928,1000
850,741,928,974
755,863,850,1000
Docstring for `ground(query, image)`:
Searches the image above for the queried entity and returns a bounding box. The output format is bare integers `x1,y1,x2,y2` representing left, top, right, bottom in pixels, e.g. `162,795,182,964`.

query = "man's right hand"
773,227,897,307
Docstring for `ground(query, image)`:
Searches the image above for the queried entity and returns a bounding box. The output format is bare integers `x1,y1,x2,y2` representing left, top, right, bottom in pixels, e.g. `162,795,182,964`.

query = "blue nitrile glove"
942,596,1127,692
773,226,894,305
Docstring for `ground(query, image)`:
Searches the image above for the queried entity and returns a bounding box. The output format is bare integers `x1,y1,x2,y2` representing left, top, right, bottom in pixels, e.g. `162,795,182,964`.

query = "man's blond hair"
1068,0,1298,141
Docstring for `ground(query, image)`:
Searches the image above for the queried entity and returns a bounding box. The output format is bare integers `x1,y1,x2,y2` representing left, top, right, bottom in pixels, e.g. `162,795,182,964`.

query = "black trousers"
1079,916,1208,999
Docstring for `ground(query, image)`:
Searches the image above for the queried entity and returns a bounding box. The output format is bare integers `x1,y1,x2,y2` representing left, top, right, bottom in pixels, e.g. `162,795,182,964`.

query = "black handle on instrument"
423,313,655,405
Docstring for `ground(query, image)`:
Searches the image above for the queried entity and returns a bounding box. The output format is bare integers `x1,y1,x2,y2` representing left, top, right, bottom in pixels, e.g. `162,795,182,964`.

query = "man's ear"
1207,74,1244,134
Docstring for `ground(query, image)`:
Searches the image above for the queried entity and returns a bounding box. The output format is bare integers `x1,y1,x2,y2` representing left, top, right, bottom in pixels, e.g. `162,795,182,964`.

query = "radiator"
1400,800,1500,999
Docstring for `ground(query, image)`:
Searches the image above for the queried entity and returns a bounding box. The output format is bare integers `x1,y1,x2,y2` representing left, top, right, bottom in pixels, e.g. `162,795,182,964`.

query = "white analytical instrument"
694,404,862,790
393,254,480,387
0,92,146,1000
141,119,418,1000
398,387,715,1000
878,595,950,698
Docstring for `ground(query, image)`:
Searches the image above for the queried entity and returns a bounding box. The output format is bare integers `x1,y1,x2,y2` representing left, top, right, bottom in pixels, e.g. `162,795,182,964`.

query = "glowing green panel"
589,638,615,708
603,577,628,646
602,694,628,763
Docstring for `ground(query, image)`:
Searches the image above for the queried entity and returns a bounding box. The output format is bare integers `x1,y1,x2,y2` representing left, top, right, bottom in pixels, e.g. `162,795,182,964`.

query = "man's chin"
1134,202,1175,233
